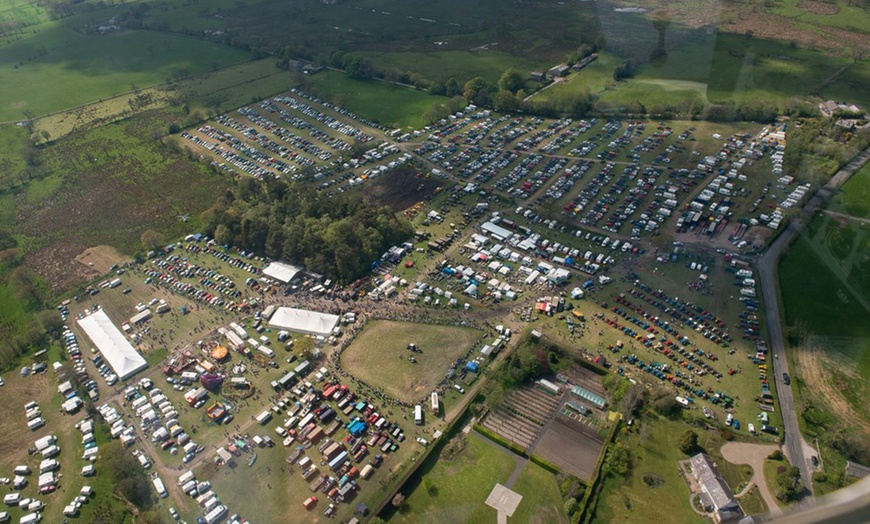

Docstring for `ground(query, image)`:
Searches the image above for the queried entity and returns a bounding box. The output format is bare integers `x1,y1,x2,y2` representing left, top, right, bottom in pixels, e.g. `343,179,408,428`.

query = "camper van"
152,477,168,498
177,471,195,486
18,513,41,524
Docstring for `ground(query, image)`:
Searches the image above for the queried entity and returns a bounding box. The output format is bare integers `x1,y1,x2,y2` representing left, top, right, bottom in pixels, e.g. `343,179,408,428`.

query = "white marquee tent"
77,309,148,380
269,307,339,337
262,262,303,283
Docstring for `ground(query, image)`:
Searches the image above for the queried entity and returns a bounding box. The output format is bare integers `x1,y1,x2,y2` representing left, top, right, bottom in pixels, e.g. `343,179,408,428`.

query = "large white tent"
77,309,148,380
269,307,339,337
262,262,303,283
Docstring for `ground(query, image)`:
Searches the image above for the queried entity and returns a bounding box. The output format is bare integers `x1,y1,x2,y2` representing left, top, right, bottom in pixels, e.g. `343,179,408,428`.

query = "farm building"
548,64,570,77
530,71,546,82
269,307,340,337
690,453,743,523
77,309,147,380
262,261,303,283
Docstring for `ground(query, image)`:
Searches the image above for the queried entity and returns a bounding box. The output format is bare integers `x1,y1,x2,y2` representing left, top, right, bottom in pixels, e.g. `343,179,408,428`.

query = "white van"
177,471,195,486
181,480,197,495
3,494,20,506
19,512,42,524
27,418,45,431
40,446,59,459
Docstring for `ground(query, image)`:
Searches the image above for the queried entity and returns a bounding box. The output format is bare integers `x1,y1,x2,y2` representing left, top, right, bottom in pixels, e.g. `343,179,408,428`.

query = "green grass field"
532,31,867,112
594,417,747,523
342,320,481,403
389,433,518,524
33,58,292,141
738,483,769,516
767,0,870,33
0,27,250,121
780,218,870,345
359,50,544,86
302,71,447,129
510,462,570,524
833,164,870,219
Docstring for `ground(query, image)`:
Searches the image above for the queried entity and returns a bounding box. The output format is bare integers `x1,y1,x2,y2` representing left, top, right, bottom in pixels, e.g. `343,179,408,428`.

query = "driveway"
721,441,782,517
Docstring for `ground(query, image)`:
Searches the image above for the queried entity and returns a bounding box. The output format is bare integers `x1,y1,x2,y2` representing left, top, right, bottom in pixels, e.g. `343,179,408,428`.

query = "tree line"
203,178,413,284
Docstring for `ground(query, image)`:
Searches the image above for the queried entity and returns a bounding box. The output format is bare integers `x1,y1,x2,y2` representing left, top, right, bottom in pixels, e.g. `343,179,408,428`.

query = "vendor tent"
262,262,303,283
269,307,339,337
77,309,147,380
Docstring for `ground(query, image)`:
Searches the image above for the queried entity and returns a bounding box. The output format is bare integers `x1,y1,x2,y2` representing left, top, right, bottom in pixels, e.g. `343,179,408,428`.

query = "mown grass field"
594,416,748,523
833,163,870,219
510,462,570,524
342,320,482,403
0,27,250,121
779,218,870,352
359,50,544,86
533,31,868,110
301,71,447,129
33,58,292,141
388,433,518,524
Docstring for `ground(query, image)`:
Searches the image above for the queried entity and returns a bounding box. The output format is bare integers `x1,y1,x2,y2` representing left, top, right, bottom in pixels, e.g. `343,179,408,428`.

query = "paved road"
755,146,870,500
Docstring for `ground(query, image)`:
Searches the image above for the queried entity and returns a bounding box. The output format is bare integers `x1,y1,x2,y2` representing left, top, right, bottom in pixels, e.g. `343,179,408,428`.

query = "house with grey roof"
690,453,744,523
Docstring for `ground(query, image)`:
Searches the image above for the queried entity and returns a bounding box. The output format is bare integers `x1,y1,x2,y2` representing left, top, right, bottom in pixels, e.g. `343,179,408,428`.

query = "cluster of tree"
566,43,598,66
606,443,633,477
328,52,428,88
498,337,555,388
678,429,700,454
783,119,870,177
429,78,463,98
559,474,586,522
775,464,802,501
613,60,637,81
204,178,413,283
0,264,63,368
103,440,154,510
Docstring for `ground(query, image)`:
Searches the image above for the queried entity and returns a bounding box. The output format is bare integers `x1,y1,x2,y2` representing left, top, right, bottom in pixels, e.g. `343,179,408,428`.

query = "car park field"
341,320,482,404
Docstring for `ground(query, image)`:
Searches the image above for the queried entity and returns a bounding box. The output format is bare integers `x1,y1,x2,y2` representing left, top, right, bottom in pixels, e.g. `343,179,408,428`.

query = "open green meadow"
780,217,870,346
388,433,519,524
342,320,482,403
767,0,870,33
0,26,250,121
509,462,570,524
33,58,292,141
594,416,751,523
302,71,447,129
359,50,544,86
833,164,870,220
779,211,870,433
532,31,868,111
